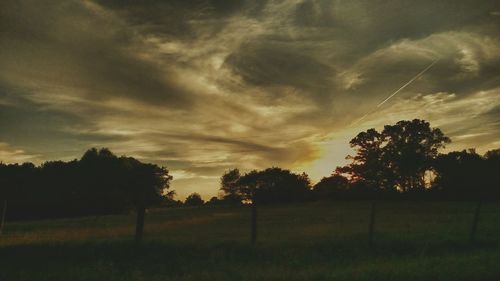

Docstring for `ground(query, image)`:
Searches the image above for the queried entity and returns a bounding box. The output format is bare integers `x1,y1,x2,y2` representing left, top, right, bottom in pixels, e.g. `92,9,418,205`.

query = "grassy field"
0,201,499,281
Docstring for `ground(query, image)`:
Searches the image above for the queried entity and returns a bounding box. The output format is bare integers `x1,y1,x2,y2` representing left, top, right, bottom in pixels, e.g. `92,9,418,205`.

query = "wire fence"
0,200,498,247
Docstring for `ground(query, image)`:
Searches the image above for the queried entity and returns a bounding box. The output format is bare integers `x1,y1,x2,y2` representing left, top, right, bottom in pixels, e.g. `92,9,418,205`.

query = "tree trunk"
135,205,145,243
251,202,257,245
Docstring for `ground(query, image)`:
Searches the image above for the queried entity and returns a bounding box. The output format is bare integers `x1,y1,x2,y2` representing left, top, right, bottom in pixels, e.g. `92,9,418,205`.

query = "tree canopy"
433,149,500,200
184,193,204,206
220,168,243,203
0,148,172,220
215,120,499,203
219,167,311,204
336,119,450,192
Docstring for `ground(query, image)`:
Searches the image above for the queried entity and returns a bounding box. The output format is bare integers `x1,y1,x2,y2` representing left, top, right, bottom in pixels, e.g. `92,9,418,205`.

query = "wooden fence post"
251,202,257,245
368,201,376,247
0,200,6,235
469,200,482,243
135,205,145,243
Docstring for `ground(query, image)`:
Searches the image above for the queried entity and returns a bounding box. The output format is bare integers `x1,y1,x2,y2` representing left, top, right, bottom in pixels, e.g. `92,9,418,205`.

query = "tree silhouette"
336,128,391,190
185,193,204,206
433,149,500,200
383,119,450,191
206,196,222,205
0,148,173,221
338,119,450,193
220,168,243,204
484,149,500,200
313,174,349,199
118,156,172,242
236,167,312,204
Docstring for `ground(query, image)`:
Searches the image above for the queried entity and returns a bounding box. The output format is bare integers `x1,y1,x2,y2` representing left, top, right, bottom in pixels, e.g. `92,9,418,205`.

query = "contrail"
376,58,439,108
352,112,371,126
351,58,439,126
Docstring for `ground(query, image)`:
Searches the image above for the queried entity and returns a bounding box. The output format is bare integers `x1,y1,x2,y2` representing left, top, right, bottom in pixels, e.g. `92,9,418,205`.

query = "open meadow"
1,201,499,281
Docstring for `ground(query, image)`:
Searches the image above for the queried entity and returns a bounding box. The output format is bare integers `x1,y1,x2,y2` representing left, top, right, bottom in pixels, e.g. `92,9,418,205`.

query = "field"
1,201,499,281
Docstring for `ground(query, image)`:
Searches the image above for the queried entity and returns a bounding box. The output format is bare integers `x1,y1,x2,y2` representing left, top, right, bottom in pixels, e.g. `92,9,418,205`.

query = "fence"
0,200,492,246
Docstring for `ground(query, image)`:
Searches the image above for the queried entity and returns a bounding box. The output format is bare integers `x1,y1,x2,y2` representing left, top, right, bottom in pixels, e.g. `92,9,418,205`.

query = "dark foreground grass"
1,201,499,281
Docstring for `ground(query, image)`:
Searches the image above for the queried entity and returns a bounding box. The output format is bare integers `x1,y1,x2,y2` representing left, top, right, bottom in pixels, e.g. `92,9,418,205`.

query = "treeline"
0,148,172,220
209,119,500,205
1,119,499,220
181,167,312,206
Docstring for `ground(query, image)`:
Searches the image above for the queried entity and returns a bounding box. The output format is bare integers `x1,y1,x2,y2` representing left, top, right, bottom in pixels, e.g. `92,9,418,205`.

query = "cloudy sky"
1,0,499,199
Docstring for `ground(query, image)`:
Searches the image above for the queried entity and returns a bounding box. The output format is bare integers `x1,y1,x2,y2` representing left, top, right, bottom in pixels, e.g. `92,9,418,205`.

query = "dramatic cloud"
1,0,499,199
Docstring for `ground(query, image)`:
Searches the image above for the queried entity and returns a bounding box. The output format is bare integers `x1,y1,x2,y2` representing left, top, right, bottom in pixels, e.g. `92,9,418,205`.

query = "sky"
1,0,499,199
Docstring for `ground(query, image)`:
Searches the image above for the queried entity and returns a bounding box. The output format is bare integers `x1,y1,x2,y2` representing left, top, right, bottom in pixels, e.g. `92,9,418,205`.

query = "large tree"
433,149,483,199
236,167,312,204
336,128,392,190
118,155,172,243
338,119,450,192
383,119,450,191
433,149,500,200
220,168,243,203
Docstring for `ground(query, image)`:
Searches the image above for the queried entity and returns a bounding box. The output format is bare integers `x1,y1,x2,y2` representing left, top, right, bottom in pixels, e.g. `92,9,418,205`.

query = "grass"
0,201,499,280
